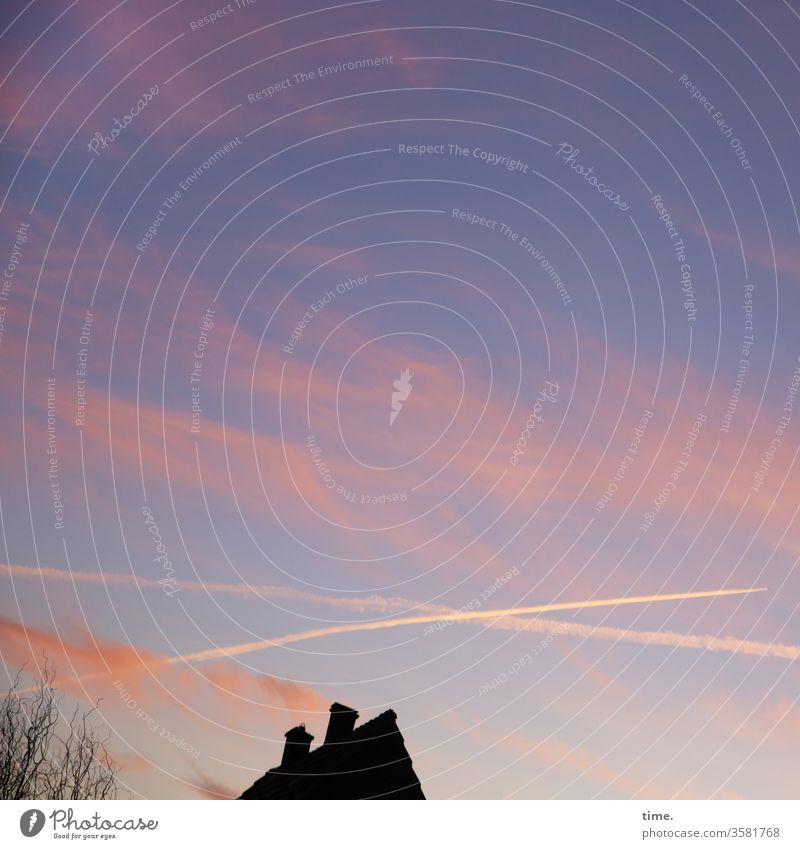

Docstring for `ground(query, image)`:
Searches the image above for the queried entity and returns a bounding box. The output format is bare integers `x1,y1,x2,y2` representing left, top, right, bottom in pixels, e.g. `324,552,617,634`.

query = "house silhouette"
239,702,425,799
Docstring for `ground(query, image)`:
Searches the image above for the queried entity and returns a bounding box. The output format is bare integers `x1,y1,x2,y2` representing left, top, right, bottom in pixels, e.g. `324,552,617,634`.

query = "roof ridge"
351,708,398,738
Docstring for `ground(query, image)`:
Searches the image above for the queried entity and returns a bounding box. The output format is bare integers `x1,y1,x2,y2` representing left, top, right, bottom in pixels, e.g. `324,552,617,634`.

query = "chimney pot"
324,702,359,745
280,724,314,768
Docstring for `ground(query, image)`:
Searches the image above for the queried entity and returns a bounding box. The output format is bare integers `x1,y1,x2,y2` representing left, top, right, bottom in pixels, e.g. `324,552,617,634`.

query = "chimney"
324,702,359,745
280,724,314,768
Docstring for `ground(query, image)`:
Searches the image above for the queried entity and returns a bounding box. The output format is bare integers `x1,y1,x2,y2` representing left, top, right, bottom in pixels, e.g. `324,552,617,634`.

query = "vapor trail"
485,614,800,660
13,585,790,698
1,562,436,615
168,587,770,664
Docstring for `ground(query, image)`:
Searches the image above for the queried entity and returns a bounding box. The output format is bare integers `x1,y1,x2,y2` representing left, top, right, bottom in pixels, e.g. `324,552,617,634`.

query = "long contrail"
1,562,437,615
12,584,790,697
168,587,770,664
485,613,800,660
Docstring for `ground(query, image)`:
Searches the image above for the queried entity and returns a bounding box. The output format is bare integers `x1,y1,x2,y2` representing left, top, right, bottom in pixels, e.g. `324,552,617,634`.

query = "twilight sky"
2,0,800,800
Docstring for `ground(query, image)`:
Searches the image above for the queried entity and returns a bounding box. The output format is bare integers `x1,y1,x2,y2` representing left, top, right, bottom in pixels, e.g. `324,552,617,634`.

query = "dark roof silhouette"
239,702,425,799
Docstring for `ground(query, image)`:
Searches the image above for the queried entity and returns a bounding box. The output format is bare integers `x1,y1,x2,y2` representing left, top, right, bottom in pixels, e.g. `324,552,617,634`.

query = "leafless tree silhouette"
0,660,119,800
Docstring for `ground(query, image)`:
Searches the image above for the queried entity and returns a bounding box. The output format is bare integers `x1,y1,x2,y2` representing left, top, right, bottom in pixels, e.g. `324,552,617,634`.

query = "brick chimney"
324,702,359,745
280,724,314,768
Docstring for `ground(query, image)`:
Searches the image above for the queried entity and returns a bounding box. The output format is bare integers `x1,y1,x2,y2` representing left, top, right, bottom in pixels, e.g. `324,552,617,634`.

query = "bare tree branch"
0,659,119,800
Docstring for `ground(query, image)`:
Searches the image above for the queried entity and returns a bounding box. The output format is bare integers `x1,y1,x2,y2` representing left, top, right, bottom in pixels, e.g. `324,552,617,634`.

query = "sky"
1,0,800,800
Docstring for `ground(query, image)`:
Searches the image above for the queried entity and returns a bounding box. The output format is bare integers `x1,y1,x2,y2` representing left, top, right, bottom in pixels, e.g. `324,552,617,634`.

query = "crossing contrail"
168,587,771,664
11,583,791,697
